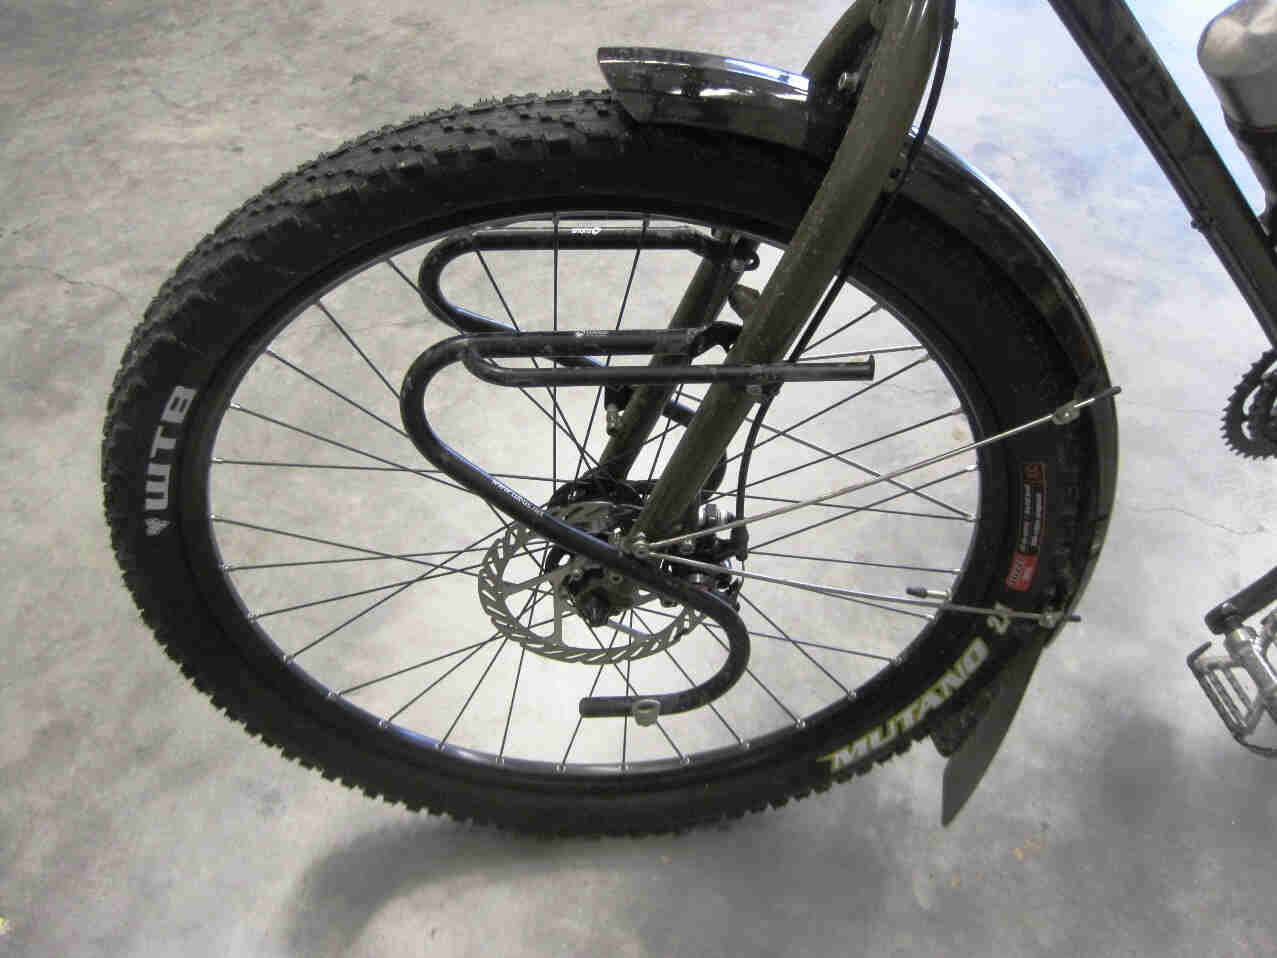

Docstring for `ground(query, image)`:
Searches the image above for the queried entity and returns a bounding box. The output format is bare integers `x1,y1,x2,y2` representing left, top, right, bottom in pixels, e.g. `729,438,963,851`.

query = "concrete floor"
3,0,1276,954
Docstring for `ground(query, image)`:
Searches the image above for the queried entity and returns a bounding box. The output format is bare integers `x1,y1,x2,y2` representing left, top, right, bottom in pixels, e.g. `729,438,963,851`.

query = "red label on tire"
1006,462,1046,592
1005,552,1038,591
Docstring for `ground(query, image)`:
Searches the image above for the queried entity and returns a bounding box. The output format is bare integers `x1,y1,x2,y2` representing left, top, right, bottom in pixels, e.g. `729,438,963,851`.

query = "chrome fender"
598,46,1118,615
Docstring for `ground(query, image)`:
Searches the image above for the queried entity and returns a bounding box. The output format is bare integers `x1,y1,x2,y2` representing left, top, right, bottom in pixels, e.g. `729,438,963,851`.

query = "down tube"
1047,0,1277,348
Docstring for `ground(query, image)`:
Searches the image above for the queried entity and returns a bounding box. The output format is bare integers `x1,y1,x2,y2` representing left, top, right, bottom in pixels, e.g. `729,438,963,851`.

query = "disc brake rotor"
476,504,705,665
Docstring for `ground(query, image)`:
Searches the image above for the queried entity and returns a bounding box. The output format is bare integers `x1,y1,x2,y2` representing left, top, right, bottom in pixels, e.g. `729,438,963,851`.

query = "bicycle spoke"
739,593,849,694
721,355,933,469
736,407,972,519
289,568,482,661
803,303,882,353
264,347,410,441
654,447,977,552
583,620,686,764
260,521,511,659
516,388,600,472
749,549,959,576
316,301,401,402
212,458,560,487
699,621,799,722
576,215,649,482
744,468,973,552
711,491,971,523
386,640,491,725
559,613,629,768
552,213,559,493
647,384,683,482
631,609,742,744
623,625,633,771
287,570,551,665
213,516,503,573
798,344,925,361
652,551,948,619
340,635,504,695
641,604,903,659
472,239,592,463
386,589,541,726
440,637,510,747
226,403,470,494
384,256,423,297
253,566,481,622
225,545,493,573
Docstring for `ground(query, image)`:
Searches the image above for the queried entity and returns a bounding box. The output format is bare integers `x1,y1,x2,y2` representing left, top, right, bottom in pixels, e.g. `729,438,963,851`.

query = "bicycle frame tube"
1047,0,1277,349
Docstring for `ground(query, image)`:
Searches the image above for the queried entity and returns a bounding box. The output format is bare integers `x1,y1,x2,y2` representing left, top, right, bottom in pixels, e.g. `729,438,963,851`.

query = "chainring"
1222,349,1277,459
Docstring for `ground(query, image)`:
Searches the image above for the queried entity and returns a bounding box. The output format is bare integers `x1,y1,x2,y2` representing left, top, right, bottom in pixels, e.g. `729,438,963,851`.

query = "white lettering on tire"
820,637,991,773
143,386,198,534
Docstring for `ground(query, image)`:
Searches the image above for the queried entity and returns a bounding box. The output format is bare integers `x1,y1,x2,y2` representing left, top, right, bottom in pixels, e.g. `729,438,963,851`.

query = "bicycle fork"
609,0,943,542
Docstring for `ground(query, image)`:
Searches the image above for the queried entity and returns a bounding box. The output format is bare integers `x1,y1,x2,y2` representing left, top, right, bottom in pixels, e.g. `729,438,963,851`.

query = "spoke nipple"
795,718,807,730
1051,400,1082,425
282,653,293,664
681,755,691,766
379,719,388,730
740,740,751,750
908,587,950,600
326,690,335,700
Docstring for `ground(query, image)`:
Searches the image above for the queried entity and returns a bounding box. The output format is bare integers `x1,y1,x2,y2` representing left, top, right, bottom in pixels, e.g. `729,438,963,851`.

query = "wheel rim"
185,208,996,779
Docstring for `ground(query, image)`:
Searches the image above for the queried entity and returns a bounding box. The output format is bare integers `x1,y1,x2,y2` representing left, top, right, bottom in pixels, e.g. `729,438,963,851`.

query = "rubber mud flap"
940,635,1045,825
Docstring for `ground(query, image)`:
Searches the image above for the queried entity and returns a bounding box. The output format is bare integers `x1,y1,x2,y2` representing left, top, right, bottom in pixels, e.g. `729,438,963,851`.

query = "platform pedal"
1188,609,1277,757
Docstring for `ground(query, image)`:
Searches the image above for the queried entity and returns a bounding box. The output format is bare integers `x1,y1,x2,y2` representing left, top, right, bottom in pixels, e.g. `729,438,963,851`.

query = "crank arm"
401,333,751,720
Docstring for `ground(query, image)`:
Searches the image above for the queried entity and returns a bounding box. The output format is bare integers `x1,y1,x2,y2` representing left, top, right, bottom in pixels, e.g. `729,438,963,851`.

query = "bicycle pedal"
1187,612,1277,757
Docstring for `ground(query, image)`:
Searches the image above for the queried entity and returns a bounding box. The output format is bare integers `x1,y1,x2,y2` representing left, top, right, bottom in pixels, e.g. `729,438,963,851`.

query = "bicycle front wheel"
102,92,1098,833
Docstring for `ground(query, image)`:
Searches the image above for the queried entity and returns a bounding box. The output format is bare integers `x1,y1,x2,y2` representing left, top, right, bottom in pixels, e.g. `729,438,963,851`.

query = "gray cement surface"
3,0,1276,954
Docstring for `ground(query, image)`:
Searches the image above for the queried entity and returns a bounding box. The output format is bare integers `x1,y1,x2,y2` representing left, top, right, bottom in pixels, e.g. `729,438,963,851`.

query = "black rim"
178,202,1007,788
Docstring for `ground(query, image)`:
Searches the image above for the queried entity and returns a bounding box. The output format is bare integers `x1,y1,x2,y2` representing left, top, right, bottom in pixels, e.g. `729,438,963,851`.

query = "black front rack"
399,324,876,721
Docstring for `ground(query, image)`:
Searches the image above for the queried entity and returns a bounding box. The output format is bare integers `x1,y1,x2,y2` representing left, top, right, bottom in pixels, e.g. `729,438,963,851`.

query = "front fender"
598,46,1118,620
